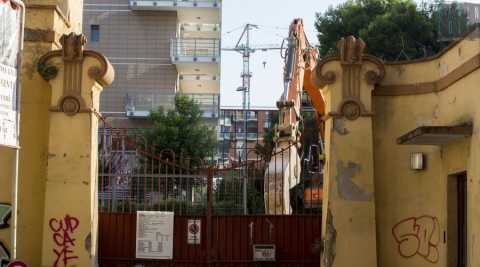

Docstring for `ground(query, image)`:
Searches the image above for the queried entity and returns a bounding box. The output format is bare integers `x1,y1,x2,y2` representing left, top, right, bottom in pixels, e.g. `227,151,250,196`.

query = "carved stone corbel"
37,33,114,116
311,56,337,88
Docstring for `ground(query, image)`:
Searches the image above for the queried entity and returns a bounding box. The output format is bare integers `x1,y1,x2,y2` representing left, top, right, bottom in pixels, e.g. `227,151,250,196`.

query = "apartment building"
437,1,480,41
83,0,222,128
216,107,278,167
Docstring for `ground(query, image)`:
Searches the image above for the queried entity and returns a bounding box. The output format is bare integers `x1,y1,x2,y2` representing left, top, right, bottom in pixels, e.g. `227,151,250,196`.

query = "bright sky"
220,0,480,107
220,0,346,108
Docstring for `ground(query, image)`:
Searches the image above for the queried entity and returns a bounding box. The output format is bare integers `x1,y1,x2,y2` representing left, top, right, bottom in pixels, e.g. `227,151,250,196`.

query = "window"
90,25,100,43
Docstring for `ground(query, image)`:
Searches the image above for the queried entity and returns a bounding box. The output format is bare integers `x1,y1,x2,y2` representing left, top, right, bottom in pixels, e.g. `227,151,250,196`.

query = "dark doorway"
448,172,467,267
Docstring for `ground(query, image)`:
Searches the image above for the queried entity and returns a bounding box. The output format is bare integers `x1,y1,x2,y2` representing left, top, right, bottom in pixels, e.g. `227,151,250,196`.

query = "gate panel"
96,121,322,266
98,213,322,267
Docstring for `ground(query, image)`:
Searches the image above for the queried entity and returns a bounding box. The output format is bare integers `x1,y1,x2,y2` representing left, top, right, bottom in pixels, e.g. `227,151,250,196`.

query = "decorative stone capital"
37,33,114,116
337,36,366,65
312,36,385,120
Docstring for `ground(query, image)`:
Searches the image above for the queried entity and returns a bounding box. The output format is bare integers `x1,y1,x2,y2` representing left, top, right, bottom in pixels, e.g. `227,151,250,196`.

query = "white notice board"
0,0,23,148
136,211,174,259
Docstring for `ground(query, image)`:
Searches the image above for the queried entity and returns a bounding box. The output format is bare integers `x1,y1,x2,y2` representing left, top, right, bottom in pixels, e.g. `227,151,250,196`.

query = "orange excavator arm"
304,51,325,118
264,19,325,215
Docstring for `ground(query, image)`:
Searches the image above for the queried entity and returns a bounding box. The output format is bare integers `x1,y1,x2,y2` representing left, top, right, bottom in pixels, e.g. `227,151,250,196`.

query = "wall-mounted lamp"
410,152,425,170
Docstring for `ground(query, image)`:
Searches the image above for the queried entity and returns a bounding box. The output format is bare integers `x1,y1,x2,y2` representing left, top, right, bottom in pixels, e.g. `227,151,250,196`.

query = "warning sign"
0,0,23,148
187,219,201,245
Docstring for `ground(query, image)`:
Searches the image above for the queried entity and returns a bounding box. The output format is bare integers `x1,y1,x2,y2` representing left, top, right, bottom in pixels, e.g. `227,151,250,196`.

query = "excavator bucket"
264,144,301,214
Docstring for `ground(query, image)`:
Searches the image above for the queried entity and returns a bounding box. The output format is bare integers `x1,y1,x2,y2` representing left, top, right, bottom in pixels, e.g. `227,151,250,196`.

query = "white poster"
187,219,201,245
0,1,22,148
136,211,174,259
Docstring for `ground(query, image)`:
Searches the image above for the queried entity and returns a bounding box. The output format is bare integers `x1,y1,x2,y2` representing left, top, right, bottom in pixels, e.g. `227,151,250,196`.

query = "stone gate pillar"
312,36,384,267
37,33,114,267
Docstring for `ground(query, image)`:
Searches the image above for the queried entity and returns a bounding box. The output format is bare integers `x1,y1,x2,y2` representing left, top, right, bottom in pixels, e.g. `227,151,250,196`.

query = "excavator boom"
264,19,325,214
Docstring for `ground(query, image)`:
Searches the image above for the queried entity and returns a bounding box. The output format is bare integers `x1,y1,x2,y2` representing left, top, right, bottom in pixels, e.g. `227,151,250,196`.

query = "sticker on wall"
187,219,201,245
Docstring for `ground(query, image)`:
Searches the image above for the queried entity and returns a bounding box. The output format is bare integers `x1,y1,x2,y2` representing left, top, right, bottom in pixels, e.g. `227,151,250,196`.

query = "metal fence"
98,130,209,215
171,38,221,59
98,129,322,215
96,111,322,266
124,93,220,119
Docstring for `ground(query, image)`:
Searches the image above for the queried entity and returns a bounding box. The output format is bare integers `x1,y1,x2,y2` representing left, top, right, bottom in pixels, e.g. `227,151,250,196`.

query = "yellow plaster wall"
320,59,380,267
9,0,85,264
39,43,110,266
15,41,53,265
373,30,480,267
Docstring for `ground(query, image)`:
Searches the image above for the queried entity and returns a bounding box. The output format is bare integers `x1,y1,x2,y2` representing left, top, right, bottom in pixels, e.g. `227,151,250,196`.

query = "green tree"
254,111,279,161
315,0,454,61
144,95,217,163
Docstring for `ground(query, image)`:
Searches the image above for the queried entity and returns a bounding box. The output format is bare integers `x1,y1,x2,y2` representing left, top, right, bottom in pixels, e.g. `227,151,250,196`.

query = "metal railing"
232,132,258,140
125,92,175,116
171,38,220,59
130,0,221,10
125,92,219,118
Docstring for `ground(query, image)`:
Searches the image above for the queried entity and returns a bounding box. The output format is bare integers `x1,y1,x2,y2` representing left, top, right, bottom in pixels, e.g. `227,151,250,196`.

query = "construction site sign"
136,211,174,259
0,0,23,148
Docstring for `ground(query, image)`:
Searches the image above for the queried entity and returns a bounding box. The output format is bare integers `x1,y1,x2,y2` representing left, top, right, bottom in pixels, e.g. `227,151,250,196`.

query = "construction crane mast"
264,19,325,215
222,24,282,214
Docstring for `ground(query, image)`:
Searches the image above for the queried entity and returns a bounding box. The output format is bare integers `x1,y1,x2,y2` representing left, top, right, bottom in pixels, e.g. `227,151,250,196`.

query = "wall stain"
333,118,349,135
335,161,373,201
321,209,336,267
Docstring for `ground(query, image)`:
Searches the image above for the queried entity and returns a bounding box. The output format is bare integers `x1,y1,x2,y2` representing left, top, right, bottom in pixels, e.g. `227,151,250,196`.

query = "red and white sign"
187,219,201,245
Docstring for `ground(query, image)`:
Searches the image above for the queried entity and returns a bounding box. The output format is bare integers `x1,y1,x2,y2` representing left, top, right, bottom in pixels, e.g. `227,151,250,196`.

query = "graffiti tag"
49,215,80,267
0,242,9,267
0,204,12,266
0,204,11,229
392,215,440,263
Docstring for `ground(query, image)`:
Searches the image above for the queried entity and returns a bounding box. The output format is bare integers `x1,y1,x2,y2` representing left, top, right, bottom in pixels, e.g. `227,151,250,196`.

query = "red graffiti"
392,215,440,263
49,215,80,267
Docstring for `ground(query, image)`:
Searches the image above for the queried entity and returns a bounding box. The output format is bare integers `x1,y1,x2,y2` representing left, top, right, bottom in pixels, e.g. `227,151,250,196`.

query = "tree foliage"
315,0,456,61
144,95,217,162
254,112,278,161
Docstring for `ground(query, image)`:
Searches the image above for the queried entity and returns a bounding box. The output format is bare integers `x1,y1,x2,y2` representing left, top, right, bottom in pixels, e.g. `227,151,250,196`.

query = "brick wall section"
83,0,178,114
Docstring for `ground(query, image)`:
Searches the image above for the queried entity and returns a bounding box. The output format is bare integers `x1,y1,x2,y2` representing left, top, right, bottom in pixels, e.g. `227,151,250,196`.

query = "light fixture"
410,152,425,170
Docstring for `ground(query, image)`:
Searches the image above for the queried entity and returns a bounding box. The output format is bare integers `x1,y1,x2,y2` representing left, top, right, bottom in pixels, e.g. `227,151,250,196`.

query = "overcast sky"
220,0,346,108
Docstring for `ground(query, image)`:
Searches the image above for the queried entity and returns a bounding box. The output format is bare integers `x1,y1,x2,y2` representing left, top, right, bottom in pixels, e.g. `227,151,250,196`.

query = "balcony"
124,92,219,119
130,0,221,11
219,118,232,127
179,74,220,95
171,38,220,64
180,23,221,39
124,92,175,118
233,133,258,141
217,132,231,141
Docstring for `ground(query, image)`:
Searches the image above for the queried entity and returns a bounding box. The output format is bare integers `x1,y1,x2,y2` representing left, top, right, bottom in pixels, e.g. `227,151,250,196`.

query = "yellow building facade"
314,29,480,267
0,0,113,266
